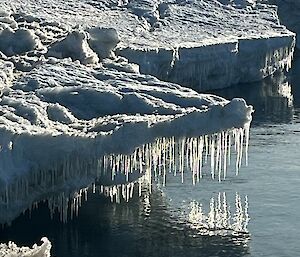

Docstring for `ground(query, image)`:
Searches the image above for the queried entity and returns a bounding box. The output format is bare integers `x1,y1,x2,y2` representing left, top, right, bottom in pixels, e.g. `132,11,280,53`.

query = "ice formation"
0,57,253,224
47,31,99,64
0,0,264,226
117,0,296,91
0,237,51,257
0,27,42,56
0,60,13,94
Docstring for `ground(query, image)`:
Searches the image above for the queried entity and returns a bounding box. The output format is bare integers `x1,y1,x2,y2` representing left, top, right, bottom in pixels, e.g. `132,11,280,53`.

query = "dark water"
1,59,300,257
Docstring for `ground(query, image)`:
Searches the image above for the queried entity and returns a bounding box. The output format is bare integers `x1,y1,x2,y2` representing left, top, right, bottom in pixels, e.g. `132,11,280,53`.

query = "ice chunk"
0,237,51,257
1,0,295,90
88,27,120,60
0,27,41,56
47,31,99,64
0,60,13,95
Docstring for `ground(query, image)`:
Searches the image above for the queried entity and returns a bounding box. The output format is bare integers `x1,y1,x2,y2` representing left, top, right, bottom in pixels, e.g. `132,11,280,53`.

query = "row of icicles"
102,124,250,186
0,125,250,224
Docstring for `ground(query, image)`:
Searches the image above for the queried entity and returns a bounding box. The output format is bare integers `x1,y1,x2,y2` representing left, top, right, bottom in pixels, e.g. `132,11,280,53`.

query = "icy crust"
0,59,252,224
0,0,296,91
0,237,51,257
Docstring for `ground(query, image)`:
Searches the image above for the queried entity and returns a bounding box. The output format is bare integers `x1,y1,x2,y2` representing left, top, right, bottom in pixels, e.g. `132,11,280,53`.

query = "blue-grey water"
1,58,300,257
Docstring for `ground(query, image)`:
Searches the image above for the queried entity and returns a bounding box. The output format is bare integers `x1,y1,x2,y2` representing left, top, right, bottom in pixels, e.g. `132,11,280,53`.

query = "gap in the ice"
0,124,250,225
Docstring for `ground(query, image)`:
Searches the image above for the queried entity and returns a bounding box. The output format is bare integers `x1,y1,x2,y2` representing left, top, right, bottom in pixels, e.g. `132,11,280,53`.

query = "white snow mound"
47,30,99,64
0,237,51,257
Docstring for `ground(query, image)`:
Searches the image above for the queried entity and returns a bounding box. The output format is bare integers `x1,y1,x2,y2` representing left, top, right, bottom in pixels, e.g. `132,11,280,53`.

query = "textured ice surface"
0,0,296,91
0,237,51,257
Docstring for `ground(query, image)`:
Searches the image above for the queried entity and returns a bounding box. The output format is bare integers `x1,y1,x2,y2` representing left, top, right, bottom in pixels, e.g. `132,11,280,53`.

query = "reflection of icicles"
278,82,293,107
140,192,151,217
44,169,152,223
232,193,250,233
188,193,250,235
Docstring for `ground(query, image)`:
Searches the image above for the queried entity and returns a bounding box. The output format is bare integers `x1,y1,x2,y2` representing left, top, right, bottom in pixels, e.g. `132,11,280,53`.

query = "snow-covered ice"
3,0,298,253
0,237,51,257
0,0,296,91
0,57,253,224
2,0,295,228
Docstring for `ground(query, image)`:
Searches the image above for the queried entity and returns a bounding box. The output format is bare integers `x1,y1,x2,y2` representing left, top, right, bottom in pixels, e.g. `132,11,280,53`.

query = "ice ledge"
0,60,253,225
1,0,296,91
119,34,296,92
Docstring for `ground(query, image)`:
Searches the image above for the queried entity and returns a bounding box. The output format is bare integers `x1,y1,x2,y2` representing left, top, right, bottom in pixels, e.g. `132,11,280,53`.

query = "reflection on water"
188,193,249,235
0,190,250,257
210,72,294,124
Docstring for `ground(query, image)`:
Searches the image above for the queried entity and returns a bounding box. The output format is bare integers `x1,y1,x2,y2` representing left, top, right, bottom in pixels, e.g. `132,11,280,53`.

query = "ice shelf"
0,0,296,91
0,58,253,224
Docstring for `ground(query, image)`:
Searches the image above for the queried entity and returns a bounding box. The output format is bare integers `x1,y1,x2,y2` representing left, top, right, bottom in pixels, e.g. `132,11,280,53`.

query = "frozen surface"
0,0,296,91
0,237,51,257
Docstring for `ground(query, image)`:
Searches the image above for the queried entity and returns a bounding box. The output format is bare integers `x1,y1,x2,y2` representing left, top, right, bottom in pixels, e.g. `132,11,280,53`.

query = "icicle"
204,135,209,163
210,135,215,179
238,128,244,170
244,123,250,166
235,129,240,175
